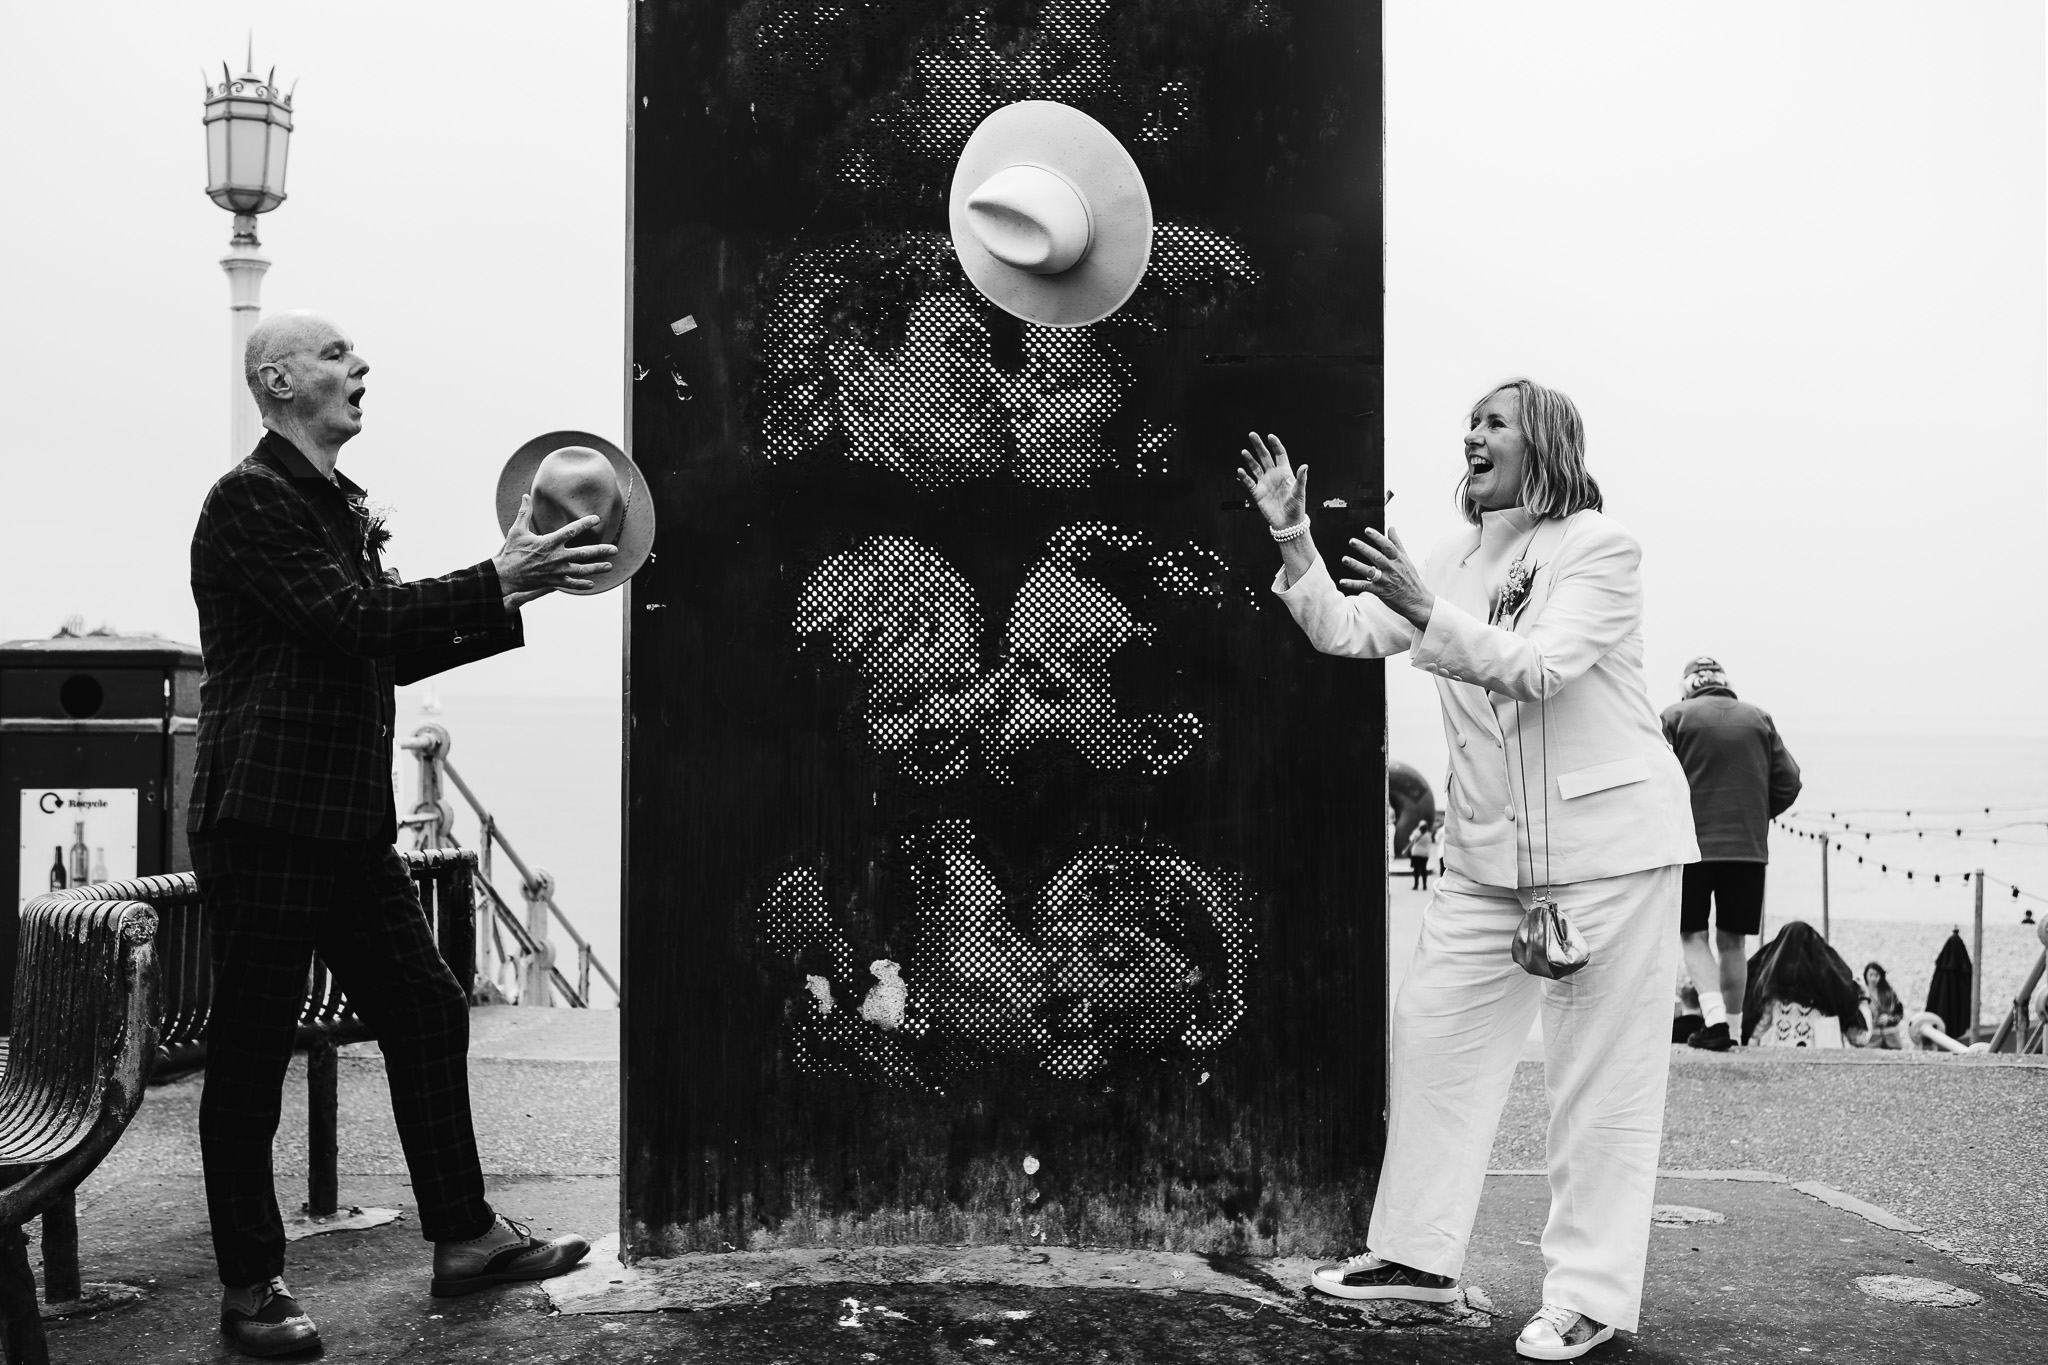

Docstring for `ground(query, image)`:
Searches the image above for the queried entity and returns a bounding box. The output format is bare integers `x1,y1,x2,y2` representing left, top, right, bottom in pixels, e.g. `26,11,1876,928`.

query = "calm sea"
401,693,2047,1014
1750,730,2048,931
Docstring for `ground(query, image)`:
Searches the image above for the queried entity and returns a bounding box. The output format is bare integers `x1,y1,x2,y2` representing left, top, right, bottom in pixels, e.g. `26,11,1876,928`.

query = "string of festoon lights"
1773,812,2047,919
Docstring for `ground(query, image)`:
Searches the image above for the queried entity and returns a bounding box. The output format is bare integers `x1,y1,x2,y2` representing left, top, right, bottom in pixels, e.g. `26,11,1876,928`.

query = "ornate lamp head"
203,42,294,239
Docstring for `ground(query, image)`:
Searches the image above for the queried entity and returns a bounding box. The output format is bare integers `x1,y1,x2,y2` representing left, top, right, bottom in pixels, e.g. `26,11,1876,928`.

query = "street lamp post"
203,47,294,462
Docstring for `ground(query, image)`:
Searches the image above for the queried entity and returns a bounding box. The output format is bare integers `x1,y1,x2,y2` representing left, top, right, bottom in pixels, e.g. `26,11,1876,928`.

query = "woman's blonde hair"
1458,378,1603,525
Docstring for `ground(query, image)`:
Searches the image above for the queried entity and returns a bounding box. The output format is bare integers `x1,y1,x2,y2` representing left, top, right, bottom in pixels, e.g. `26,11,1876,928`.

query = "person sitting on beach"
1739,922,1866,1045
1857,961,1906,1049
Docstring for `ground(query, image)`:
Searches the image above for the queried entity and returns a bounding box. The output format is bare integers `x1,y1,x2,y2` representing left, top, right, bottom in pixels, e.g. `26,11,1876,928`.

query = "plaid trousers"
191,825,493,1285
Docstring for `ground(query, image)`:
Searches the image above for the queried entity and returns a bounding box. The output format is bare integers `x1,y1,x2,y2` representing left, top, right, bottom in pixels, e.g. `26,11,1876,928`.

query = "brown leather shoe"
220,1276,321,1357
430,1214,590,1297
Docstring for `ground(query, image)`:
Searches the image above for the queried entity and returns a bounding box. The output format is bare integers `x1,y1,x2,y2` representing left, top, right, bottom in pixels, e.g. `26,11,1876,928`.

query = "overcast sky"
2,2,2041,779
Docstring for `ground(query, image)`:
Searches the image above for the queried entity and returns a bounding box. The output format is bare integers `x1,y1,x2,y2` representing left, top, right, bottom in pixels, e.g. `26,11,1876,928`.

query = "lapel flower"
347,497,393,553
1492,556,1542,628
345,497,394,578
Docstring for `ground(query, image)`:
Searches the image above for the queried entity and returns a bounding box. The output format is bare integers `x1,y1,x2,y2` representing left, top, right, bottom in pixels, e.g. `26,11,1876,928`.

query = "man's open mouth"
348,388,366,408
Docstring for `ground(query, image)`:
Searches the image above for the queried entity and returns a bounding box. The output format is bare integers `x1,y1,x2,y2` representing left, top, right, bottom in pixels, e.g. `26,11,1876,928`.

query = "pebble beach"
1819,917,2043,1039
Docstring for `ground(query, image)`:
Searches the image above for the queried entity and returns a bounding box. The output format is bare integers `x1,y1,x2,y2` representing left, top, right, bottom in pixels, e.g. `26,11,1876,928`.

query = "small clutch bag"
1510,892,1590,980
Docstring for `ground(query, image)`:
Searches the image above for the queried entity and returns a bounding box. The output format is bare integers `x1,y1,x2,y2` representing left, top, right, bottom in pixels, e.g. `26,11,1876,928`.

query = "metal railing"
398,723,618,1008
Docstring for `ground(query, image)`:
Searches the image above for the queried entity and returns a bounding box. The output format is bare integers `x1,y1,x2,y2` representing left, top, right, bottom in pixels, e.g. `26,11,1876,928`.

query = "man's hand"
492,494,616,595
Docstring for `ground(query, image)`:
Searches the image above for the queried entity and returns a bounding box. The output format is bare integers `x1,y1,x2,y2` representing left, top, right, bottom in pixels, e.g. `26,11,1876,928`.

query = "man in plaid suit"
190,312,609,1356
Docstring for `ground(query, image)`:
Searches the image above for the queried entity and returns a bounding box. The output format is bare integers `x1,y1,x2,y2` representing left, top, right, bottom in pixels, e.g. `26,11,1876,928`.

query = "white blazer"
1275,506,1698,889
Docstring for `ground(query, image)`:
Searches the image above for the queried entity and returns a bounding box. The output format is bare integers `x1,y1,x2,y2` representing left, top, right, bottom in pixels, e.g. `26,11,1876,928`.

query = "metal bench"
24,848,478,1317
0,896,160,1365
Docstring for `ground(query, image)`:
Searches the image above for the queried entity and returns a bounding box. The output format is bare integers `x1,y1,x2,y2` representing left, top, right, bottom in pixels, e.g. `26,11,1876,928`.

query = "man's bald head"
242,312,369,456
244,312,346,415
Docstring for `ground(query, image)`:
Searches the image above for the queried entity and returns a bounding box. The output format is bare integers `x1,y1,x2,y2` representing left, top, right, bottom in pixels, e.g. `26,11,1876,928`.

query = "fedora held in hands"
949,100,1152,328
495,431,656,596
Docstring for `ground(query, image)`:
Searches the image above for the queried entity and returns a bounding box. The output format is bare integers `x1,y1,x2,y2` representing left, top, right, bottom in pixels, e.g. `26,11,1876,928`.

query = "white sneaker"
1516,1303,1615,1360
1308,1252,1459,1302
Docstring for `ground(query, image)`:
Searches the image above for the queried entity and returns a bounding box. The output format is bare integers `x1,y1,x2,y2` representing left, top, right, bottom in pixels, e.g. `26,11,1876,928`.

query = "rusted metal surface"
0,894,160,1359
624,0,1386,1256
37,1193,78,1305
57,873,209,1056
0,1225,44,1365
307,1038,340,1217
0,898,159,1170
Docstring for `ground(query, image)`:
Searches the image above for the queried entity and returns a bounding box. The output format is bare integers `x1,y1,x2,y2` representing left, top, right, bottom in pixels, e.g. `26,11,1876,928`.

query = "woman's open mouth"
1468,455,1494,474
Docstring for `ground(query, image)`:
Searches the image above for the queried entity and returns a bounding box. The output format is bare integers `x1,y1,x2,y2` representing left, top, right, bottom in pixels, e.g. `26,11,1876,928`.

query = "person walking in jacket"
1406,821,1437,890
1661,657,1801,1051
1238,377,1698,1361
189,312,611,1356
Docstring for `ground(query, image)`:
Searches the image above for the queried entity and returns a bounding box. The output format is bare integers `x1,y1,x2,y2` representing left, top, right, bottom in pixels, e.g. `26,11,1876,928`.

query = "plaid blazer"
189,432,523,843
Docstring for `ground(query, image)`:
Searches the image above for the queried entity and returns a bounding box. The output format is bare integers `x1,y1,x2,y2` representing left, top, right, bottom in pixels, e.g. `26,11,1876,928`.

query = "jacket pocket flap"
1557,757,1651,800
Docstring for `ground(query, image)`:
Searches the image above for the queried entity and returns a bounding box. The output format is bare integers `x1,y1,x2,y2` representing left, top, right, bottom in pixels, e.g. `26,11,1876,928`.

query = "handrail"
472,872,588,1009
433,755,621,1001
400,723,619,1007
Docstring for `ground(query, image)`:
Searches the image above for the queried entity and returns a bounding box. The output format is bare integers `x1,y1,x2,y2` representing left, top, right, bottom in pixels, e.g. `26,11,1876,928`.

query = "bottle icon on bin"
68,821,89,888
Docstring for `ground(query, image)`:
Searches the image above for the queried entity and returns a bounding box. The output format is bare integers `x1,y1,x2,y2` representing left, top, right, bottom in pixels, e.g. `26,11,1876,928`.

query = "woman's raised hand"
1340,526,1434,631
1235,432,1308,530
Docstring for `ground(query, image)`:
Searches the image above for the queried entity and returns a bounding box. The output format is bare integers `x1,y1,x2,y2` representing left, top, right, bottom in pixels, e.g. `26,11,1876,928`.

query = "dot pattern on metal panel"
734,0,1250,197
756,228,1258,490
740,0,1263,490
731,1,1279,1094
758,823,1254,1089
793,523,1248,784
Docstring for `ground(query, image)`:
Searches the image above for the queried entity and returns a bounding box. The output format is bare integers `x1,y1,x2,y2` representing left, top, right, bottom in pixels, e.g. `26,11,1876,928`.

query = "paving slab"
24,1016,2047,1363
44,1162,2048,1364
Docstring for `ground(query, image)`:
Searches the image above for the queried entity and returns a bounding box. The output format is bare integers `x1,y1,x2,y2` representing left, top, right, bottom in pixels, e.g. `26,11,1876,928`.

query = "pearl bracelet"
1269,518,1312,543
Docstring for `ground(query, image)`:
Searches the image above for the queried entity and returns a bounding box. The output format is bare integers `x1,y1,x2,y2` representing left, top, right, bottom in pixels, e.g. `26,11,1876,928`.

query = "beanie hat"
1681,656,1734,699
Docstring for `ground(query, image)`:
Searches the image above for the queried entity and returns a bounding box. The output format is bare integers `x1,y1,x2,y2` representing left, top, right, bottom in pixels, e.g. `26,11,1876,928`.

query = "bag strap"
1495,514,1576,896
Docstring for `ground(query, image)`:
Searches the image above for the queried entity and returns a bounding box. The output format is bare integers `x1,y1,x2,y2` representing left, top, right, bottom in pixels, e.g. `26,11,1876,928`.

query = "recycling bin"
1,634,202,1030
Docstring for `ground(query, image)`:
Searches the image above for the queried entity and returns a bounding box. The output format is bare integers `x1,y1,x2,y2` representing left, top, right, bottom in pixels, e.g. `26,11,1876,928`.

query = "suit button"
1456,732,1467,748
1461,804,1476,819
1505,807,1517,822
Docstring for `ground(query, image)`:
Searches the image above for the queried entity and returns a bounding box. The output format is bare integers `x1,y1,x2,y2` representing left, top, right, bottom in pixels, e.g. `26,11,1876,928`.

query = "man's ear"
258,361,294,403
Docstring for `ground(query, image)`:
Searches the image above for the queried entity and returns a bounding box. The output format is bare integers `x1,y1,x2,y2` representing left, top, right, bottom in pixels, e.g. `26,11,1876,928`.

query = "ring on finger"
1365,566,1382,583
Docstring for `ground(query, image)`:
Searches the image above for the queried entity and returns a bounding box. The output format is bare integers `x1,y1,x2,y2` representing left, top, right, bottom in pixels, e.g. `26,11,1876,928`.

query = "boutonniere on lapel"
1490,555,1543,628
346,497,396,579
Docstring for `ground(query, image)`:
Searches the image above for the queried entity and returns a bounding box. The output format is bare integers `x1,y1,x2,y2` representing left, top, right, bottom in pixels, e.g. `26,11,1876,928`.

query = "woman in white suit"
1238,379,1698,1361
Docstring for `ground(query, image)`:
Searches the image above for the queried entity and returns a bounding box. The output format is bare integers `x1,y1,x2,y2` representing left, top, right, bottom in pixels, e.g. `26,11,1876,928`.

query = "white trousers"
1368,865,1682,1333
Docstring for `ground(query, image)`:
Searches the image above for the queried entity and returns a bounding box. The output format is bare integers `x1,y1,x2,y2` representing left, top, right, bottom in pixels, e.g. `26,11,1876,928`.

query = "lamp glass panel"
227,119,267,189
206,119,229,191
264,127,290,196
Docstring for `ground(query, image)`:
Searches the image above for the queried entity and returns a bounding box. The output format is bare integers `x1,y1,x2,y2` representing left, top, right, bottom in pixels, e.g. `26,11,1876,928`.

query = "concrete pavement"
35,1006,2048,1364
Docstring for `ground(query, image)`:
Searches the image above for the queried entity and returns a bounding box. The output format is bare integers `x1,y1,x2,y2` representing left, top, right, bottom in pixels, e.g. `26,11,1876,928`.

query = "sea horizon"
397,688,2046,1021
